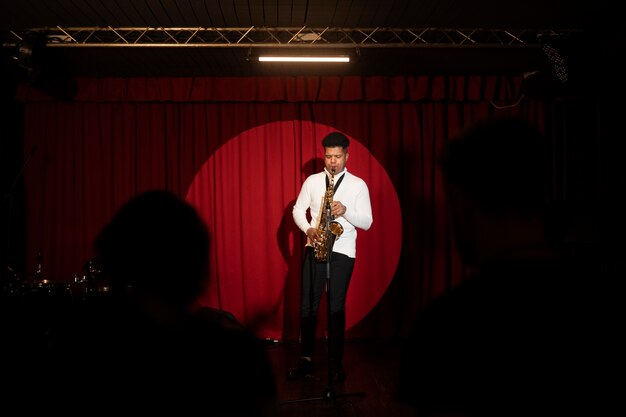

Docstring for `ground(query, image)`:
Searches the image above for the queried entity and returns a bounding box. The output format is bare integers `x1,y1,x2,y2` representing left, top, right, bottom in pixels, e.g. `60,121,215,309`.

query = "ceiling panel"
2,1,612,30
0,0,614,82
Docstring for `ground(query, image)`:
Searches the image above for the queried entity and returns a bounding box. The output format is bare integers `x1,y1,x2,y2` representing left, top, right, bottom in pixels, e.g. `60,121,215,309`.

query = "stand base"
280,385,365,405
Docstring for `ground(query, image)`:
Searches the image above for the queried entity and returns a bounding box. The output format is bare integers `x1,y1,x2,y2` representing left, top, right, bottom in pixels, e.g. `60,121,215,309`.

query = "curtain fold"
18,76,544,340
17,75,524,103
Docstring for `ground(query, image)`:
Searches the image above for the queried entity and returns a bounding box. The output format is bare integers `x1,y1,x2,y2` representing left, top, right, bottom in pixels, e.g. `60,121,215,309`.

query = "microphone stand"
281,180,365,406
322,197,335,399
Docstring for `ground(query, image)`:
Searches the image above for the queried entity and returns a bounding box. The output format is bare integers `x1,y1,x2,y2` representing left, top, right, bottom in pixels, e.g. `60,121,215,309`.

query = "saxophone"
313,169,344,262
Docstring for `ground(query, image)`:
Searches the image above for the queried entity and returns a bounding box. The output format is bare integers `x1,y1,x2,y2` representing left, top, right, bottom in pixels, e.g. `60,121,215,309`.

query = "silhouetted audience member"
398,116,621,416
16,190,278,415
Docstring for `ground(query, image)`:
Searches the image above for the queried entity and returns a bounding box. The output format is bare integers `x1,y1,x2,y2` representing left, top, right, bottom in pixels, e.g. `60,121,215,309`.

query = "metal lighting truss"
4,26,576,49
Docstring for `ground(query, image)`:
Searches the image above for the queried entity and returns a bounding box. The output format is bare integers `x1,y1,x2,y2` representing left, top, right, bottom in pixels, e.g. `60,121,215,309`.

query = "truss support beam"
3,27,579,49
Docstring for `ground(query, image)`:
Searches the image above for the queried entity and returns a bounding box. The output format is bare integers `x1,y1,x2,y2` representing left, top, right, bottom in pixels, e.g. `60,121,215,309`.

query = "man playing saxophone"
289,131,373,383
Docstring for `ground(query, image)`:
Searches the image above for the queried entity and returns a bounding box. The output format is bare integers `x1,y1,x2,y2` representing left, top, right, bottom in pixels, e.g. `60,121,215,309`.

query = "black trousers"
298,247,355,361
300,247,355,317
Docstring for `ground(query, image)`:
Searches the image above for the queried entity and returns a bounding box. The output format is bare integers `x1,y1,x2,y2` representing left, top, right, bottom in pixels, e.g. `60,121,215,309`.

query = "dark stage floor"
265,339,415,417
0,288,414,416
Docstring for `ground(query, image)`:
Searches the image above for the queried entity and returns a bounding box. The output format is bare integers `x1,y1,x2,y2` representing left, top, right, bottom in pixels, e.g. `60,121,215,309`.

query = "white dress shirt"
293,168,373,258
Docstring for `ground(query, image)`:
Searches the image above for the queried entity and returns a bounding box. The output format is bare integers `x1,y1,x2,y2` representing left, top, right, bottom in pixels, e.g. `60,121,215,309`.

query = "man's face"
324,146,348,174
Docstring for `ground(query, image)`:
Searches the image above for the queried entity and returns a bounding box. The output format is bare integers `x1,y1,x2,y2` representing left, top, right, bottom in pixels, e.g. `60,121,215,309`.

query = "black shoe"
287,358,314,380
331,361,346,383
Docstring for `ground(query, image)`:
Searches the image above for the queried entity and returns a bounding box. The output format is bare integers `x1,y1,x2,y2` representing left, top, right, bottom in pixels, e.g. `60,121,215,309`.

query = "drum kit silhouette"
2,254,110,302
1,255,112,362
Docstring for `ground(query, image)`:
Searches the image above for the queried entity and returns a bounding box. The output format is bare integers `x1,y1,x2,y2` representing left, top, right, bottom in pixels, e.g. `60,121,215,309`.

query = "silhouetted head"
94,190,210,308
439,116,550,217
438,116,551,266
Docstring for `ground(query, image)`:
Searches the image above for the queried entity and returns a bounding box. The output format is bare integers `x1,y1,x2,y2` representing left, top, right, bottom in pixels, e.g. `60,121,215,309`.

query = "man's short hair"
322,132,350,149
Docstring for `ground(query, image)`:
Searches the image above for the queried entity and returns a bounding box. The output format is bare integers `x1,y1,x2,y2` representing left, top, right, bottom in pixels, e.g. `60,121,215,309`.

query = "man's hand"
330,201,346,217
306,227,322,244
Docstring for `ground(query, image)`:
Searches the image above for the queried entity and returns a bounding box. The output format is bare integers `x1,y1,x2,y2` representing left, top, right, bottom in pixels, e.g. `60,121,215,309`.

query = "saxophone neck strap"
325,172,345,193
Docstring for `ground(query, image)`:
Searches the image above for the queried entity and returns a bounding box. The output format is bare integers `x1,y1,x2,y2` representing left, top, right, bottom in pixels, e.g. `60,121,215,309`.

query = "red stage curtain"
17,76,545,340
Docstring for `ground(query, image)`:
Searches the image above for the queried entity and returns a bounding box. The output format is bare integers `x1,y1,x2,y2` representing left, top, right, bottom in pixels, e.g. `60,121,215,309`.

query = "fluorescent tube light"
258,56,350,63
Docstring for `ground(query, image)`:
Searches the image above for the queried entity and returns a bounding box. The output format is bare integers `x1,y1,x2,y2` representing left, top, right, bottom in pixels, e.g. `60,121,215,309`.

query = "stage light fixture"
258,56,350,63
